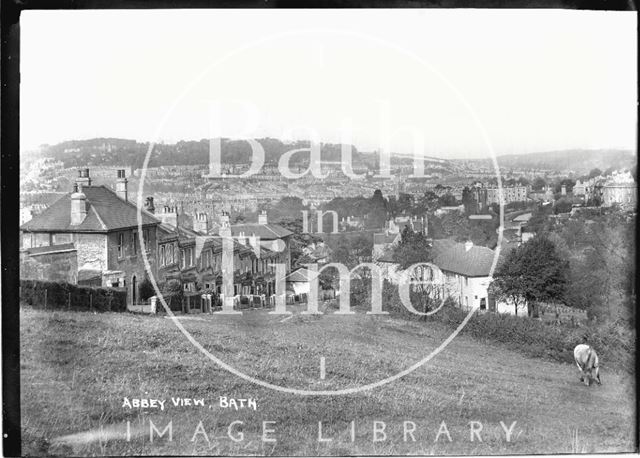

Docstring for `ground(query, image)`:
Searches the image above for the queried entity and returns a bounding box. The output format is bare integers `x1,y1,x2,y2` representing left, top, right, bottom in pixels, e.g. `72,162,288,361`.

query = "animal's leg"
576,361,584,382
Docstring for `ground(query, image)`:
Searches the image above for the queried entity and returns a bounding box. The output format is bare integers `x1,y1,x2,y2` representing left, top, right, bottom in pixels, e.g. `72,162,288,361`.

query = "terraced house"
21,168,296,308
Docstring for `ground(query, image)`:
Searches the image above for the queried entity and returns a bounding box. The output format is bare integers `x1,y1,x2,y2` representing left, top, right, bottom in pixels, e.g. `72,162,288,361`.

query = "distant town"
19,137,636,319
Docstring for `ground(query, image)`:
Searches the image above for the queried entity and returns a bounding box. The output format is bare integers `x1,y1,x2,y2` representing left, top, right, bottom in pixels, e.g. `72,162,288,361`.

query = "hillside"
39,138,374,170
21,305,635,456
494,149,635,174
37,137,460,175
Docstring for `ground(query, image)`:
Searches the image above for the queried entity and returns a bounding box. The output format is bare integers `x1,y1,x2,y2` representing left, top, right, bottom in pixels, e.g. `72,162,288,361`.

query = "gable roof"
431,239,495,277
229,223,293,240
377,238,497,277
20,186,159,233
373,233,398,245
285,267,320,283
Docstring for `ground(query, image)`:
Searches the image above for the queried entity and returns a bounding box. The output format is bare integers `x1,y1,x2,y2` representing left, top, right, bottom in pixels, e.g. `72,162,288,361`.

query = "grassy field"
20,304,636,456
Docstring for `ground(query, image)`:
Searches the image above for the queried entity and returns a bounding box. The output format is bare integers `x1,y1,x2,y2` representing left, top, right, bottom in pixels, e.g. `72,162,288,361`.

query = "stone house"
602,171,637,210
20,169,160,304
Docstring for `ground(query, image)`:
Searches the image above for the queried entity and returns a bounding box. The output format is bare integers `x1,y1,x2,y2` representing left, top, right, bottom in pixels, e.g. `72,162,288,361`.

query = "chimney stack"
144,196,155,214
70,183,88,225
220,210,230,228
193,212,210,235
158,205,178,229
116,169,128,202
76,168,92,190
258,210,268,225
219,210,232,237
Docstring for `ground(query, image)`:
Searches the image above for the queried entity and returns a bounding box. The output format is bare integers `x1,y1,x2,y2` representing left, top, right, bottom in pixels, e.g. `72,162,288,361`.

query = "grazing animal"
574,344,601,386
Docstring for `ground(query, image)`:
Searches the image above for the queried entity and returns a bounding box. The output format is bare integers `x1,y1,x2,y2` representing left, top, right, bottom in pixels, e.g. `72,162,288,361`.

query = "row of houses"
573,170,637,209
20,169,294,305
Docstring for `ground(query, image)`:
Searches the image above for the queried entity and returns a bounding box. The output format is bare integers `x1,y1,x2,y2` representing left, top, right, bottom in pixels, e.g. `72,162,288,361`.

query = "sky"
21,9,637,159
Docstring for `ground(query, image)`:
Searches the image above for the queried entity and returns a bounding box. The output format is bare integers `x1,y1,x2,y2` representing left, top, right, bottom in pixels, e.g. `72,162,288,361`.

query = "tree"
554,198,573,214
366,190,388,229
588,168,603,179
461,186,477,214
416,191,440,214
392,226,433,270
438,193,457,207
532,177,547,191
491,236,568,318
392,227,436,314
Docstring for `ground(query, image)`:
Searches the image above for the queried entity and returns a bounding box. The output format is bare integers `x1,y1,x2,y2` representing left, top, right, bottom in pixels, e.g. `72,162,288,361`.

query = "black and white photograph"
2,4,637,457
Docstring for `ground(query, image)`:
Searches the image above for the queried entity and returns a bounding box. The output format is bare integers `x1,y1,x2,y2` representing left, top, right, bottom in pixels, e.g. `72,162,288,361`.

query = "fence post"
90,293,93,312
44,289,47,309
68,292,71,310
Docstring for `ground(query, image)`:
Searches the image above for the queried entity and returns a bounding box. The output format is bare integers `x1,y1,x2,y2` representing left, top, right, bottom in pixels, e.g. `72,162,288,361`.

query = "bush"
138,277,156,302
426,304,635,373
161,279,184,312
20,279,127,312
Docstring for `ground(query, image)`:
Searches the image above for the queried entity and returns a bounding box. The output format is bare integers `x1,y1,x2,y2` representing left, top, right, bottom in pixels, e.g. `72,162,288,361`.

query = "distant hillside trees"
43,137,369,169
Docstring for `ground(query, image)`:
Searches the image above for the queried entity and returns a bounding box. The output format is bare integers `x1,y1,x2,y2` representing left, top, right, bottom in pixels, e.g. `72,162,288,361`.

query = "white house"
376,238,517,313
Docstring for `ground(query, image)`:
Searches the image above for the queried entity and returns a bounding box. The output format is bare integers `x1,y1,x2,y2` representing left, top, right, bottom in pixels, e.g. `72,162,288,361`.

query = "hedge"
427,304,635,374
378,284,635,374
20,279,127,312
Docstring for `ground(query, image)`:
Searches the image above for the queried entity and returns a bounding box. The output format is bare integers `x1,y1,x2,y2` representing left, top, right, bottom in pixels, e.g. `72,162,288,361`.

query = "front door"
488,295,496,312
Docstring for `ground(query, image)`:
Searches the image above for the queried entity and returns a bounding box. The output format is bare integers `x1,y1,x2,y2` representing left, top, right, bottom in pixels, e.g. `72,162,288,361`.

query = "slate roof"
373,233,398,245
21,243,76,256
229,223,293,240
20,186,159,233
285,267,320,283
431,240,495,277
512,213,532,223
377,238,497,278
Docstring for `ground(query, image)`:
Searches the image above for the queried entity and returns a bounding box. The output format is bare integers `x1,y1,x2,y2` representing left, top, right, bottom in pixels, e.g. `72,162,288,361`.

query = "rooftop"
228,223,293,240
378,239,497,277
20,186,158,233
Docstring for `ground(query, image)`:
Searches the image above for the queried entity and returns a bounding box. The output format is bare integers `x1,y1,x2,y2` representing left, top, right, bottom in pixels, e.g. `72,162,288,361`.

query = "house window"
182,247,194,267
159,245,165,266
118,233,125,258
132,231,138,255
167,244,173,265
143,228,149,251
52,233,72,245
